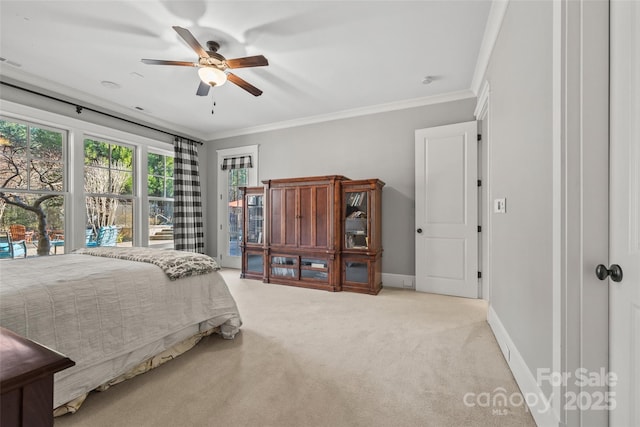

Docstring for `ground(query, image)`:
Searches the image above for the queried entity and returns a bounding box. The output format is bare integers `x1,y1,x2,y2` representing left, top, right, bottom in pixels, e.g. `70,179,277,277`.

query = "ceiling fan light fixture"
198,67,227,87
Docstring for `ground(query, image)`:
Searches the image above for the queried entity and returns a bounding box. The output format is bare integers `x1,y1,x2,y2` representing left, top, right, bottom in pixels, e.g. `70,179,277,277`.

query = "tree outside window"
0,119,65,256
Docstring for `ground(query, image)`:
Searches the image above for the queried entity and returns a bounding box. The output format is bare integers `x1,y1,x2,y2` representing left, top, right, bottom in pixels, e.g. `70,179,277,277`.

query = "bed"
0,247,242,415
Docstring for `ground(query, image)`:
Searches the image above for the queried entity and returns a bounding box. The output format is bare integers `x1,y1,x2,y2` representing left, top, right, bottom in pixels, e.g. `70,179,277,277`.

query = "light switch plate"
494,198,507,214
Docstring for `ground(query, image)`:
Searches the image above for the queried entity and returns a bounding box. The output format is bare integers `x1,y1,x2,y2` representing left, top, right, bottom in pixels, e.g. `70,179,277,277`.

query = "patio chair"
86,226,118,247
9,225,28,257
48,230,65,254
86,228,96,246
0,230,27,259
9,224,26,241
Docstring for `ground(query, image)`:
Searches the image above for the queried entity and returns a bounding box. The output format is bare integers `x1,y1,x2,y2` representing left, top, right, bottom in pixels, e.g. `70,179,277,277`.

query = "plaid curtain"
173,137,204,253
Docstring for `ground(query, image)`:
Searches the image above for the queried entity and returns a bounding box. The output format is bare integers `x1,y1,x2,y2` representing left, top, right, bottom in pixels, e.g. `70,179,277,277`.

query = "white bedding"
0,253,242,409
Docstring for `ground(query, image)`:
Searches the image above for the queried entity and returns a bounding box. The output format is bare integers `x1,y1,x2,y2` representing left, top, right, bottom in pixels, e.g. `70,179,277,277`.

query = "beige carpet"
54,269,536,427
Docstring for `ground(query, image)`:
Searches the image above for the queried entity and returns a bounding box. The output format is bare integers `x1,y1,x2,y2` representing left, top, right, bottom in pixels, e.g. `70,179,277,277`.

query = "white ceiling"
0,1,492,141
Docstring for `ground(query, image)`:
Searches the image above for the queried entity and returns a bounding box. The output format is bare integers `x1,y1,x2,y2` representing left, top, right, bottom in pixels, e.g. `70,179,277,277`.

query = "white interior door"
415,121,478,298
609,2,640,425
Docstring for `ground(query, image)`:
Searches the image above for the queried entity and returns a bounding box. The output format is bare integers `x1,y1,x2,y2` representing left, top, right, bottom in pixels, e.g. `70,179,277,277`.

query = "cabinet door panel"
299,187,313,247
284,188,297,246
315,186,329,247
270,188,283,245
299,185,329,248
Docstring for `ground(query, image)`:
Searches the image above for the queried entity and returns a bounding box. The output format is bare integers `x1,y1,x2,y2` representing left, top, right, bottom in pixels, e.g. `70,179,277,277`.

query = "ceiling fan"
142,26,268,97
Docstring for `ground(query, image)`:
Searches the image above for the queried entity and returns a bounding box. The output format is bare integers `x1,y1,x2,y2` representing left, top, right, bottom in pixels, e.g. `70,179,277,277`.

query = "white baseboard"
381,273,415,290
487,305,561,427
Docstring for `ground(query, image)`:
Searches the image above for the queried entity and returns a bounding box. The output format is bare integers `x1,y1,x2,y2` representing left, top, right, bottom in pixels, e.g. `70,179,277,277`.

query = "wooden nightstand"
0,327,75,427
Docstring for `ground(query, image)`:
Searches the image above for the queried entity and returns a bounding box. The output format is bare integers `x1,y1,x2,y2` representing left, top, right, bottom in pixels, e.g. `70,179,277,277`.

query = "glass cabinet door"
271,256,297,277
246,194,263,244
344,259,369,284
344,191,368,249
300,258,329,281
246,252,264,274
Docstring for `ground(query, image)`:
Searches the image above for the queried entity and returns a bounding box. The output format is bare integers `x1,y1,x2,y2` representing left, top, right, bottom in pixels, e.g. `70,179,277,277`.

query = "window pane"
85,197,132,247
148,153,163,176
111,145,133,170
148,176,163,197
147,152,173,198
29,159,64,191
84,139,134,196
84,139,109,165
148,200,173,248
0,120,28,151
1,119,66,257
0,193,64,256
227,168,248,257
0,160,27,189
165,157,174,178
113,170,133,196
1,121,64,193
84,164,110,193
30,127,62,160
166,178,174,198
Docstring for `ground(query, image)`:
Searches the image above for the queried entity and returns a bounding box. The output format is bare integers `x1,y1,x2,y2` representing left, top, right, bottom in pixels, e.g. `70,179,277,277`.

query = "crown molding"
206,89,476,141
470,0,510,95
474,81,491,118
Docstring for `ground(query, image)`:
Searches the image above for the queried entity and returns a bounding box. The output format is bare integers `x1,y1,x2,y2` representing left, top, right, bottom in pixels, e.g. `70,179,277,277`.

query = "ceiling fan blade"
172,26,209,58
227,73,263,96
141,59,198,67
225,55,269,69
196,81,211,96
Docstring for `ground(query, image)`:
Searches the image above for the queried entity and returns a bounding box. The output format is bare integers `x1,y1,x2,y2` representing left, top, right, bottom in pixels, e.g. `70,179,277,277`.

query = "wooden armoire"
240,175,384,294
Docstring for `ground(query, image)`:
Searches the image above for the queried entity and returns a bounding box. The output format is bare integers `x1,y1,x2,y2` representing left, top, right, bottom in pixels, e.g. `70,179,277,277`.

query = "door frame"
216,145,259,268
609,0,639,424
551,0,609,425
474,81,491,302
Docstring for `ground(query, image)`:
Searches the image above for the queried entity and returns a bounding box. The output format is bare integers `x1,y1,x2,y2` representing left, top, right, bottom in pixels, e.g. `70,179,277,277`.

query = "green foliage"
147,152,173,198
30,127,63,160
84,138,133,168
228,168,248,202
0,120,27,152
148,176,163,197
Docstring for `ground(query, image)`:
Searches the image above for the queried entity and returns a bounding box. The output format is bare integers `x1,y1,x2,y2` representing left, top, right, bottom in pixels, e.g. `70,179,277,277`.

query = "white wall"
483,0,554,396
205,98,476,275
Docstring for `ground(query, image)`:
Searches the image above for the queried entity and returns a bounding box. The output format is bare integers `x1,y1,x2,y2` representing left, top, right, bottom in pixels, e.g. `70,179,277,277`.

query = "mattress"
0,253,242,409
